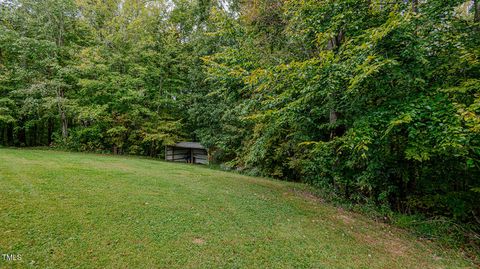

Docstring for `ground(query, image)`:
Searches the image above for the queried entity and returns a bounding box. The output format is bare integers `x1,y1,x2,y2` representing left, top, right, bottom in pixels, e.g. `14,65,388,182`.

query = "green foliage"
0,0,200,153
1,0,479,246
194,0,480,231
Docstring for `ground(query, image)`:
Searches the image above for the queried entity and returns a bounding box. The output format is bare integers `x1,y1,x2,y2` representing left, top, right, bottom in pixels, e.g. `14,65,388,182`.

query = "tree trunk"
330,110,340,139
330,110,339,124
18,125,26,146
412,0,418,13
326,30,345,139
1,124,4,146
7,123,13,146
57,89,68,141
32,122,37,146
47,118,54,145
475,0,480,22
60,109,68,140
326,30,344,50
53,8,68,142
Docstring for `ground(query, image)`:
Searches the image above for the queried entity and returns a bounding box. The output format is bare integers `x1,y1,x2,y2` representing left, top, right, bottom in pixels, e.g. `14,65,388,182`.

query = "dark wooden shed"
165,142,209,164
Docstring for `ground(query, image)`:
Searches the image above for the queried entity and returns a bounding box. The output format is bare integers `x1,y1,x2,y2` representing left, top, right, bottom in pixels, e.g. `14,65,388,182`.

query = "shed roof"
171,142,206,149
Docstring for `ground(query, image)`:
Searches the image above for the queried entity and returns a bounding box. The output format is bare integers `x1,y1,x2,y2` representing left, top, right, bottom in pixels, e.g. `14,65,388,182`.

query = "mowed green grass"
0,148,474,268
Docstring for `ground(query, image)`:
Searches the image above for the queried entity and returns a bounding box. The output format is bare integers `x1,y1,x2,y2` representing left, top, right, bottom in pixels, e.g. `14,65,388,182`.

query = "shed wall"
165,146,208,164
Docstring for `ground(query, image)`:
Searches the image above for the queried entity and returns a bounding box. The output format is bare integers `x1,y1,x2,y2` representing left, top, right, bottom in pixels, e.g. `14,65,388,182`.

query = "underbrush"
218,162,480,264
301,185,480,265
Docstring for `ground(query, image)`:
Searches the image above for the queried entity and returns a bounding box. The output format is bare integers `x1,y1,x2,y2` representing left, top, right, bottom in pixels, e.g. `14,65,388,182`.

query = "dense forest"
1,0,479,241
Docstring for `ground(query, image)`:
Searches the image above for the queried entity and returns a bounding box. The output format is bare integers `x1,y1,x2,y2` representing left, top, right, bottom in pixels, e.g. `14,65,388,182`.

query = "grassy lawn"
0,148,474,268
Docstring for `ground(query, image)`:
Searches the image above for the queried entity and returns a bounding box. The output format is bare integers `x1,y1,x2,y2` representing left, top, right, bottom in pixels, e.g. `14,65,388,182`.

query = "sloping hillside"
0,149,473,268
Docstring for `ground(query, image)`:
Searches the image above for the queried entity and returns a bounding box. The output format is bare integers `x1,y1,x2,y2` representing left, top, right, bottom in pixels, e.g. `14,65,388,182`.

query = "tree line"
1,0,479,229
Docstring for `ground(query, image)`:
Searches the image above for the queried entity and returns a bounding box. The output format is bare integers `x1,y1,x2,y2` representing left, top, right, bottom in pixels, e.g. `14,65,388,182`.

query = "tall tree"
475,0,480,22
0,0,478,227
